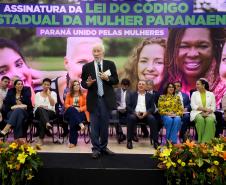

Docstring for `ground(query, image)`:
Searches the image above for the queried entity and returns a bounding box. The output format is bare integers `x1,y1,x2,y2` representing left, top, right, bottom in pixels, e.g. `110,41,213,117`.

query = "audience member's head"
197,78,210,91
14,79,23,91
137,80,146,93
145,80,154,92
163,82,176,95
120,78,130,91
69,80,82,96
0,76,10,89
42,78,52,92
174,81,182,93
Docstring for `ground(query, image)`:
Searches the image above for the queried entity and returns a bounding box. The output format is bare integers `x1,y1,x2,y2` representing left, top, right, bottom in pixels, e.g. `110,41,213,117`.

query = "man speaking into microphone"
81,43,119,159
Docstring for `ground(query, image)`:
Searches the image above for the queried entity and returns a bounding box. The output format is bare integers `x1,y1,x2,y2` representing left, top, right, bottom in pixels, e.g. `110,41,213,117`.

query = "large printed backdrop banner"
0,0,226,107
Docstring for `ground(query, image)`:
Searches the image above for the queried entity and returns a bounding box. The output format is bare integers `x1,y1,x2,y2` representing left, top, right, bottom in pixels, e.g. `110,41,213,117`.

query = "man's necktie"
97,62,104,96
98,62,102,73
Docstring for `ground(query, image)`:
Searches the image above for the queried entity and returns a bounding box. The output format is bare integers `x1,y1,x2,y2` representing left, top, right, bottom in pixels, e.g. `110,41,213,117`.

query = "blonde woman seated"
158,83,183,144
64,80,89,148
190,79,216,143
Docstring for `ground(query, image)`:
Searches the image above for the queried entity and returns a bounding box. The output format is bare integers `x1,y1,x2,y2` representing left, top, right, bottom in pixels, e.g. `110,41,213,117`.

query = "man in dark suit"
113,78,131,143
126,80,159,149
174,81,191,142
81,43,119,159
142,80,161,137
146,80,162,133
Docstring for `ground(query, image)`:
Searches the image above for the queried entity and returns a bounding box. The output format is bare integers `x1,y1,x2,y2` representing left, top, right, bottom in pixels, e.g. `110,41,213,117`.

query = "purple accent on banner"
36,27,168,37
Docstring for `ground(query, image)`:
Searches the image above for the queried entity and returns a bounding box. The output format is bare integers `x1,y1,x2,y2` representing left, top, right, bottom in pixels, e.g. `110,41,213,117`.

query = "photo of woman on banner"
121,37,167,91
0,37,102,107
166,28,226,107
220,39,226,83
0,37,65,91
0,38,33,88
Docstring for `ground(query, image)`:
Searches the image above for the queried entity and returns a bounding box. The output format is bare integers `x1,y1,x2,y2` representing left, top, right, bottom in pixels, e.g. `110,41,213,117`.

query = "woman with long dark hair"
158,83,183,144
0,79,32,140
64,80,89,148
190,79,216,143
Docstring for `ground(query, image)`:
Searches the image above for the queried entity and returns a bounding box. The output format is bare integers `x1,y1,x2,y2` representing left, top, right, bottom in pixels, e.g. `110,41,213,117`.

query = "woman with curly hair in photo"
121,37,167,92
166,28,225,107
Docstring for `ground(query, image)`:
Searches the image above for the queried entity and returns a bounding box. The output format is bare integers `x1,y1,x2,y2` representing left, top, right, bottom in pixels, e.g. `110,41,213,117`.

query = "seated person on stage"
190,79,216,143
64,80,89,148
0,79,33,140
215,94,226,137
113,78,131,143
158,83,183,144
34,78,57,145
222,93,226,124
146,80,160,105
9,75,34,105
0,76,10,125
145,80,161,135
126,80,159,149
174,81,191,142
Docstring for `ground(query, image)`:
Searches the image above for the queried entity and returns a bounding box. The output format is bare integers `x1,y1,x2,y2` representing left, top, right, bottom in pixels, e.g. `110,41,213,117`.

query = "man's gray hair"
92,43,105,53
146,80,154,85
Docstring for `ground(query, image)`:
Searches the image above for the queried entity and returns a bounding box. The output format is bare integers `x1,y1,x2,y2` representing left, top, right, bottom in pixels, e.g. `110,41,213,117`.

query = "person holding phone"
34,78,57,145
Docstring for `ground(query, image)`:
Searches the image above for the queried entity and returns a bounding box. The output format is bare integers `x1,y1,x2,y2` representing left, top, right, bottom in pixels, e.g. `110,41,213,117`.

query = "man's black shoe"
92,151,100,159
153,142,160,150
45,129,52,137
127,141,133,149
101,148,115,155
143,133,149,138
46,123,53,130
33,131,39,137
117,134,126,143
0,131,6,138
60,130,69,137
132,135,139,142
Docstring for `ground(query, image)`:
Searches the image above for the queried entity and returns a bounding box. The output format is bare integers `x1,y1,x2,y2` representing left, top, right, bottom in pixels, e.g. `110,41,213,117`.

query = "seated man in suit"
174,81,191,142
113,78,131,143
220,93,226,135
146,80,163,136
126,80,159,149
0,76,10,129
145,80,162,134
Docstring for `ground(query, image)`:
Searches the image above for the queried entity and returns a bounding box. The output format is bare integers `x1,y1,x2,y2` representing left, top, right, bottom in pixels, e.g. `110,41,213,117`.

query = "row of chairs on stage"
1,108,226,145
0,110,91,144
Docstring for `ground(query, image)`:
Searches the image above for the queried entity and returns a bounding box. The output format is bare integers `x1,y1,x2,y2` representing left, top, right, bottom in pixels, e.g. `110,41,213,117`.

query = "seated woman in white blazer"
190,79,216,143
